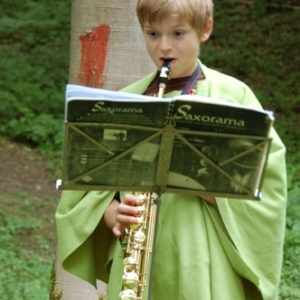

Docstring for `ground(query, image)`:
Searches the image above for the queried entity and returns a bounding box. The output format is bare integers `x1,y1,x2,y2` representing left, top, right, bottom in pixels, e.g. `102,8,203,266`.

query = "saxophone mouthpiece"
158,59,171,98
159,59,172,85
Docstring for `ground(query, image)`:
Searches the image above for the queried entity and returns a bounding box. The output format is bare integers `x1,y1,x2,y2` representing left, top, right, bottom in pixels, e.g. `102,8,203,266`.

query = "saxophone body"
119,192,158,300
119,60,171,300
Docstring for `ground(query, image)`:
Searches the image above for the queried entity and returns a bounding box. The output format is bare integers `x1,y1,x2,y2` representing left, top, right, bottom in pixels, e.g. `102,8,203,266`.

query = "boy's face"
143,15,206,78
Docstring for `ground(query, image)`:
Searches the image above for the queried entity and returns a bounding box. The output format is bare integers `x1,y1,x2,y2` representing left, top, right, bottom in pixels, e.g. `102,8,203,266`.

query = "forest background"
0,0,299,299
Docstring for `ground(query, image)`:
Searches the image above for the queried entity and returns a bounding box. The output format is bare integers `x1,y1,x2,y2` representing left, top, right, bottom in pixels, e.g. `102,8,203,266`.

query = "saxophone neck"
158,59,171,98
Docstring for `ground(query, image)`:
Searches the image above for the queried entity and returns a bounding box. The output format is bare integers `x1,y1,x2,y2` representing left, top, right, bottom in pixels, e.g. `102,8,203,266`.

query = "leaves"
0,0,69,153
0,213,51,300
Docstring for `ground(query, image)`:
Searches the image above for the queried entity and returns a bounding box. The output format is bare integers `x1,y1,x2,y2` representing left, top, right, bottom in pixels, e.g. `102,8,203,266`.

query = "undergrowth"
0,212,52,299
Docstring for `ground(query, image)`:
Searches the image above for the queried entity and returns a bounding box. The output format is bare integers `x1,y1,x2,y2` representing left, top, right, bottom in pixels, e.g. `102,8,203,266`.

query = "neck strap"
181,64,201,95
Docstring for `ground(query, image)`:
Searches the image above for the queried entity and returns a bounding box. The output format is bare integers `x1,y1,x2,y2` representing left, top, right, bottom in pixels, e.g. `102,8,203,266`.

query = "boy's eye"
147,31,159,38
174,31,184,37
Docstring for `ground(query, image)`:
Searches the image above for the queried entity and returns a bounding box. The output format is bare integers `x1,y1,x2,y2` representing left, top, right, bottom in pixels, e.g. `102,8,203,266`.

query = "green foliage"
1,106,64,153
252,0,267,15
0,0,70,153
279,183,300,299
0,212,52,299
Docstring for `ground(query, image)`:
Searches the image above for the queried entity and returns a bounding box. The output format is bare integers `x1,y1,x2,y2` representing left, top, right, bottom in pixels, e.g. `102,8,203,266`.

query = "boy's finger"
118,202,140,216
123,193,142,206
116,214,138,225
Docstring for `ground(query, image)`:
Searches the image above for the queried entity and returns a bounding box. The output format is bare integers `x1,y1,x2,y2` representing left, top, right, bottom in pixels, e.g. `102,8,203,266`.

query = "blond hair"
136,0,213,37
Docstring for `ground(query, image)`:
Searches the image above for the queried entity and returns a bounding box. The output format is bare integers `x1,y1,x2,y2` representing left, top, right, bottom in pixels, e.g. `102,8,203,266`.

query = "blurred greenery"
0,192,58,300
0,0,299,299
0,0,69,158
0,213,50,299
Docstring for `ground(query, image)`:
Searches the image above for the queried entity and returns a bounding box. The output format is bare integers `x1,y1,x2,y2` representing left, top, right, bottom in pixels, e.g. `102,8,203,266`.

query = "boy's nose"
159,36,172,52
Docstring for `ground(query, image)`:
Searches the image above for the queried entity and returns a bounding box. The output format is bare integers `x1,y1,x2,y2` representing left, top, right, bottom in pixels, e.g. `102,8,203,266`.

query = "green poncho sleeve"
214,127,286,300
55,190,117,285
198,63,287,299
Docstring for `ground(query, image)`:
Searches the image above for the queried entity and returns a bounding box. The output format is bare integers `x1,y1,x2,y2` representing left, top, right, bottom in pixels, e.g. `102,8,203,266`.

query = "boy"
56,0,287,299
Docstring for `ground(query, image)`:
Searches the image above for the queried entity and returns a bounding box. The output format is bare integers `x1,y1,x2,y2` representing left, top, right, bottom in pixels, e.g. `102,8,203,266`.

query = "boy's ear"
200,17,213,42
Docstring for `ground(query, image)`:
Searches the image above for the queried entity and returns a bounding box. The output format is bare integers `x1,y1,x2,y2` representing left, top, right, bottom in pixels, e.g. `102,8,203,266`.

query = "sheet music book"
57,84,274,200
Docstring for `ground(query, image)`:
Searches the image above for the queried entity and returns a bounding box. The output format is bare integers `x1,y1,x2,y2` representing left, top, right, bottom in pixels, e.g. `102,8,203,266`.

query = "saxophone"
119,60,171,300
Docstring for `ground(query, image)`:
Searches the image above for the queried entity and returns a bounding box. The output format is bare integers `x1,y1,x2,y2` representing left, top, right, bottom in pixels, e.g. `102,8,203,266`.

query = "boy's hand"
107,194,142,237
104,194,216,237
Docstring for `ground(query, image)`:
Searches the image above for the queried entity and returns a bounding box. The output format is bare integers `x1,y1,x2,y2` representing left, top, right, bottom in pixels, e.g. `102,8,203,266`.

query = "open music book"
57,84,274,200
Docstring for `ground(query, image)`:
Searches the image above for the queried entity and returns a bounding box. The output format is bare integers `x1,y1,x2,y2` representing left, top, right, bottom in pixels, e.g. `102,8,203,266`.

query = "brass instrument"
119,192,159,300
119,60,171,300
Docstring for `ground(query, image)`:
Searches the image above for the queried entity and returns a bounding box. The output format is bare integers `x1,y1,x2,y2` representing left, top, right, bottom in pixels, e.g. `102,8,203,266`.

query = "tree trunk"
51,1,153,299
69,0,153,89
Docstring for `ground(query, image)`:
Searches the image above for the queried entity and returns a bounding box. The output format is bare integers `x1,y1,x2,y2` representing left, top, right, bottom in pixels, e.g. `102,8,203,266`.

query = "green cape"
56,62,286,300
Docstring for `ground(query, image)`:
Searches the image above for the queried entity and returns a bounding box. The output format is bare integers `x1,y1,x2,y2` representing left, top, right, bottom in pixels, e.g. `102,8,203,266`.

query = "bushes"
280,181,300,299
0,0,70,153
0,212,52,300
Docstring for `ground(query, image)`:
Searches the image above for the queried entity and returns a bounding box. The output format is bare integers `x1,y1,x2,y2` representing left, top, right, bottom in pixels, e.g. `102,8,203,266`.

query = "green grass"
0,193,58,300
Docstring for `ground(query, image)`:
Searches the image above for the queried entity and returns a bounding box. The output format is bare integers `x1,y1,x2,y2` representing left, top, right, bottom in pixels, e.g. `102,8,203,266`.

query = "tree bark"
51,1,153,299
69,0,153,90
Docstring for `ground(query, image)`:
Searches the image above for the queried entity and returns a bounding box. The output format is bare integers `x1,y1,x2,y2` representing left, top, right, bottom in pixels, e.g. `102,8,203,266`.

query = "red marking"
78,24,110,87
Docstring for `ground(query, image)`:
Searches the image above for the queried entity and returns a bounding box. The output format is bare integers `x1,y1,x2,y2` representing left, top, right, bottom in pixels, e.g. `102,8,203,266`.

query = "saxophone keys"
119,288,137,300
130,217,143,231
123,256,137,271
122,270,139,289
137,193,146,203
133,230,146,244
135,205,146,217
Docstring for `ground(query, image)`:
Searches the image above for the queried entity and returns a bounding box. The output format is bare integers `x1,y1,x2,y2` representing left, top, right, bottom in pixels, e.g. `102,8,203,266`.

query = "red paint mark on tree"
78,24,110,87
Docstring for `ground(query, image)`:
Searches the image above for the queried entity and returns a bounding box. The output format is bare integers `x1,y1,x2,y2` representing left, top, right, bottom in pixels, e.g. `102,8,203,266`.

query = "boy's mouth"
160,57,175,64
